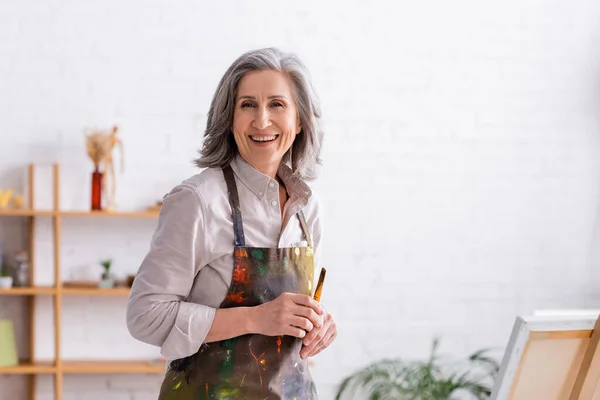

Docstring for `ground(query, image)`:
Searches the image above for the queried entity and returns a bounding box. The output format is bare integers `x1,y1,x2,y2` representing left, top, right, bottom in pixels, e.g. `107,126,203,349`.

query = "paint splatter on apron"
157,165,318,400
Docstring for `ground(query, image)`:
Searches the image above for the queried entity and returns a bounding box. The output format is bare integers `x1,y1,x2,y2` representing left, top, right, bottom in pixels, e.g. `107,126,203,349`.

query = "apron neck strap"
223,165,246,247
297,210,313,248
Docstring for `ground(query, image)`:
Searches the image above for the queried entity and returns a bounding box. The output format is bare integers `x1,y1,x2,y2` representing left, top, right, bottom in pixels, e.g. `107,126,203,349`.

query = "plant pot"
98,279,114,289
0,277,13,289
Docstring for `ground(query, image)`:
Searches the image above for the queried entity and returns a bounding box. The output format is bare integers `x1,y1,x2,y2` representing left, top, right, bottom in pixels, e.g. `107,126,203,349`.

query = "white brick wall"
2,0,600,399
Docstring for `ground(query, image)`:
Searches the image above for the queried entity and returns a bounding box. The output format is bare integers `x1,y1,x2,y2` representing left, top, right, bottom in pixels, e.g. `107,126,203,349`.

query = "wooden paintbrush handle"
313,268,326,302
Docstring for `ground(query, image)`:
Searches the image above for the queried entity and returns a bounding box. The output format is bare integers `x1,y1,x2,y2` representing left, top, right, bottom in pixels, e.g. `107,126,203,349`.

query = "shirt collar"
229,154,312,204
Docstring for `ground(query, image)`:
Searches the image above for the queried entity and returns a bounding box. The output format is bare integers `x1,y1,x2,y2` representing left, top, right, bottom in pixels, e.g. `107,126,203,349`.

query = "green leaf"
335,338,500,400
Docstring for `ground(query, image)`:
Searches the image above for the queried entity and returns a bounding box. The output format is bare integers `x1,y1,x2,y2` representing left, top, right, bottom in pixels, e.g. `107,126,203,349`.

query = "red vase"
91,168,103,210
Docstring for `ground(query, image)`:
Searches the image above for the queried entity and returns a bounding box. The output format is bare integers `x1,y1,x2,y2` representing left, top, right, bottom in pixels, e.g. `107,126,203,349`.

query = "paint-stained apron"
157,165,318,400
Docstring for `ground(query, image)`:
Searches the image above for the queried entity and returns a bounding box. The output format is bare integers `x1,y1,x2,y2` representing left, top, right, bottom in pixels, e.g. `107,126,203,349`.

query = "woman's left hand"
300,307,337,359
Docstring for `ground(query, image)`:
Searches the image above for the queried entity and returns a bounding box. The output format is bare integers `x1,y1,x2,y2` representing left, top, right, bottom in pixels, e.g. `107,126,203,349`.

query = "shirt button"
269,182,276,188
271,200,277,206
258,192,263,196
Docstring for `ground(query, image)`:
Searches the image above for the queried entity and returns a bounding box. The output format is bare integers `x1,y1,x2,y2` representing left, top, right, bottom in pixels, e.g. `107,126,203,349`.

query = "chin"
246,151,284,165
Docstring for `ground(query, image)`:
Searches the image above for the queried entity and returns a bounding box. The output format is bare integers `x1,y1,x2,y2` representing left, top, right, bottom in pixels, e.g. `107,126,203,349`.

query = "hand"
300,307,337,359
252,292,325,338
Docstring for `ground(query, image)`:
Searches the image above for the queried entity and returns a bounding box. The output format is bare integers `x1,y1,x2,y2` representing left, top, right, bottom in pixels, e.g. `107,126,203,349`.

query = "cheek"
232,112,250,133
282,116,299,135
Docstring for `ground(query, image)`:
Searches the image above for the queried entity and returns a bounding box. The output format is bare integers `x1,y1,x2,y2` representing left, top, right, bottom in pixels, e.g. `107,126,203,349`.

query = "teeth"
250,135,278,142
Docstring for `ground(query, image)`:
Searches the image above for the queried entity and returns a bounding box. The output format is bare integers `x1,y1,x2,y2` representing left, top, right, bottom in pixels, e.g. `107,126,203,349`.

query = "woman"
126,47,337,400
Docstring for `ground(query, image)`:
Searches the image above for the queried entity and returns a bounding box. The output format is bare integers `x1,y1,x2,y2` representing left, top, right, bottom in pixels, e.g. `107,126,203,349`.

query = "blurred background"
1,1,600,399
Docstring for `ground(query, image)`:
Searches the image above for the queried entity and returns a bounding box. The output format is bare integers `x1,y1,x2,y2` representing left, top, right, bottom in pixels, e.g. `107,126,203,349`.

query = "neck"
242,156,280,179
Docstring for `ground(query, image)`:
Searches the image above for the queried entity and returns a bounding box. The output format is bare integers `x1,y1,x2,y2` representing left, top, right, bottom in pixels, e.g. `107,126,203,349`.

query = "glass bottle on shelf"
91,166,103,210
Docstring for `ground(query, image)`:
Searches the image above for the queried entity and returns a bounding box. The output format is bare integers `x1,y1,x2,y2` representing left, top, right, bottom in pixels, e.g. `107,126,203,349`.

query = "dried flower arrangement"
86,129,115,170
85,126,124,210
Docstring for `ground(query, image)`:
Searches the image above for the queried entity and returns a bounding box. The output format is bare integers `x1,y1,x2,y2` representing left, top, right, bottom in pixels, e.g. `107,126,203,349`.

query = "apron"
157,165,319,400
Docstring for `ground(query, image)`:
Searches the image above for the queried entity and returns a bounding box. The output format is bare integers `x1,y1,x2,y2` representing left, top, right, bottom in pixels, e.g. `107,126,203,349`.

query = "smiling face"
232,70,302,176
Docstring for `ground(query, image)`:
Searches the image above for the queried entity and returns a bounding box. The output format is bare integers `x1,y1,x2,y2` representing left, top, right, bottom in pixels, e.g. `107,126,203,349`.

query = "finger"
303,327,318,344
304,321,333,352
308,342,326,358
302,327,325,355
302,328,319,348
302,322,322,345
309,322,328,346
302,336,319,354
290,294,324,315
289,315,314,332
300,342,315,359
293,306,323,330
285,325,307,339
304,342,319,358
308,330,336,358
302,332,325,359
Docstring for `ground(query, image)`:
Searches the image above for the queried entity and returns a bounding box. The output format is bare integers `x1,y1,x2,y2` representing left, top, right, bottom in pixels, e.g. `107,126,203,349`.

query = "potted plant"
0,265,13,289
335,338,500,400
98,258,114,288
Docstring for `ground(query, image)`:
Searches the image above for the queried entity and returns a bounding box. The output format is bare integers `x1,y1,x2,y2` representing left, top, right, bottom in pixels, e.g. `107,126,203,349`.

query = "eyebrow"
237,95,289,101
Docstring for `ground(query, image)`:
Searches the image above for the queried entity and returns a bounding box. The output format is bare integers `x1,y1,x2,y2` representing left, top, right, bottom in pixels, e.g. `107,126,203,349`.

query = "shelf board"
0,286,132,296
62,287,131,296
0,209,54,217
0,361,56,374
0,286,56,295
0,359,165,374
59,210,159,219
0,209,159,219
62,359,166,374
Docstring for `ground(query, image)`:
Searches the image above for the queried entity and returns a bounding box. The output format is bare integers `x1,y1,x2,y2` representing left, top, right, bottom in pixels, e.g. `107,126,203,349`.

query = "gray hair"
194,47,324,181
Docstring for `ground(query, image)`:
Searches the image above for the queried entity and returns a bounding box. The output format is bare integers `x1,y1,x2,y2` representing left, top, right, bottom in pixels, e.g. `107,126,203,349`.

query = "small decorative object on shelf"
12,250,29,287
146,200,163,213
0,189,26,210
91,166,103,211
126,274,136,287
0,189,13,209
11,194,25,209
0,320,18,367
85,125,124,211
63,280,100,288
0,264,13,289
99,258,114,288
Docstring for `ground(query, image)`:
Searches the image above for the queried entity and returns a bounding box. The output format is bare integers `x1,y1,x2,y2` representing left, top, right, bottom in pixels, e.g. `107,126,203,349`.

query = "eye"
240,102,255,108
270,101,284,108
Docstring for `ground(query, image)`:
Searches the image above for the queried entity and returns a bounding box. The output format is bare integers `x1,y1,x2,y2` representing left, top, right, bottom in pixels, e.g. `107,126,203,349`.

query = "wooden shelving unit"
0,164,164,400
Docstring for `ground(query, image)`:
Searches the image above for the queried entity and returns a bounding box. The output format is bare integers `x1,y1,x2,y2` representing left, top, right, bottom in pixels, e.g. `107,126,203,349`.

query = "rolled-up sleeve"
126,184,216,360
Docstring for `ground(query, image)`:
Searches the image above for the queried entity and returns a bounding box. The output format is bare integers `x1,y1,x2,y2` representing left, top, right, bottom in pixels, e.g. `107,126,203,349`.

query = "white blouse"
126,154,323,360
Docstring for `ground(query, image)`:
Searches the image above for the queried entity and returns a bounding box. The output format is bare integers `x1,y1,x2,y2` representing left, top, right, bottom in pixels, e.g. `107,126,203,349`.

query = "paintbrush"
300,267,327,356
313,268,326,302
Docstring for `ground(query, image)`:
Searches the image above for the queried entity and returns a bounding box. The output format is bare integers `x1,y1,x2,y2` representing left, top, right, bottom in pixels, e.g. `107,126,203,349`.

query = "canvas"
491,311,600,400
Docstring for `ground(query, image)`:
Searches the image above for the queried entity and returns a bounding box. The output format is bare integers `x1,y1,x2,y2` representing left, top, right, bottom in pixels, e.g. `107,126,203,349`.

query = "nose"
252,106,271,130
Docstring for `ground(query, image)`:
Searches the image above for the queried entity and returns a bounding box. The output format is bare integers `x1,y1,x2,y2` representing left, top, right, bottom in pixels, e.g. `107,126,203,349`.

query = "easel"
569,314,600,399
491,311,600,400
